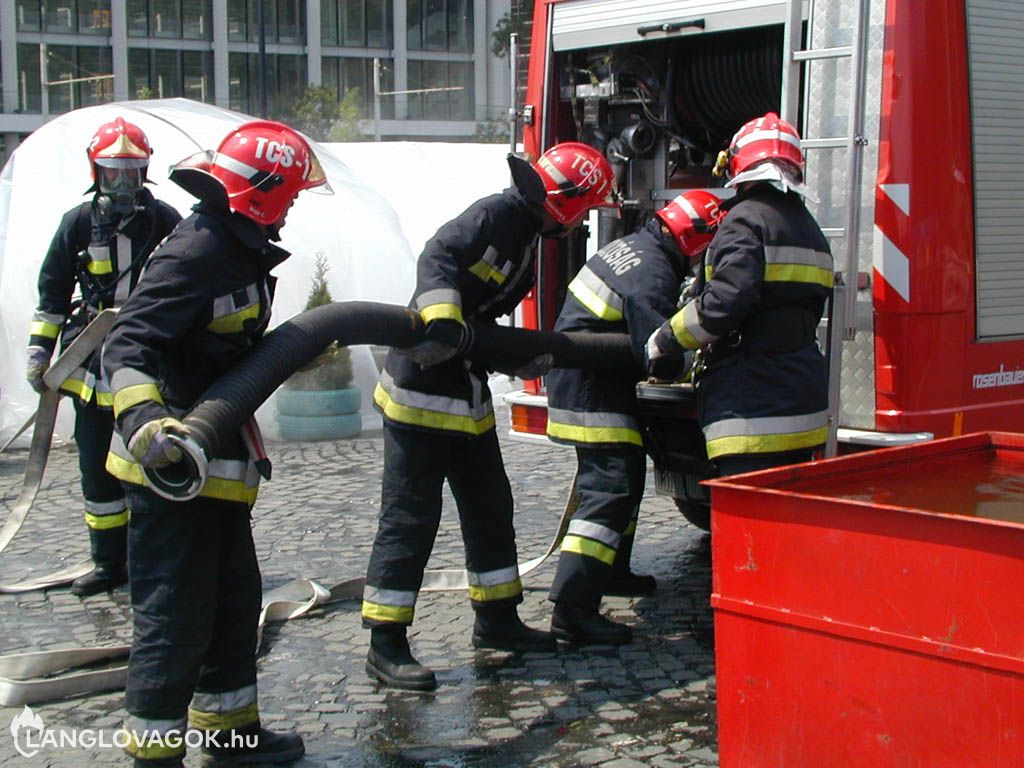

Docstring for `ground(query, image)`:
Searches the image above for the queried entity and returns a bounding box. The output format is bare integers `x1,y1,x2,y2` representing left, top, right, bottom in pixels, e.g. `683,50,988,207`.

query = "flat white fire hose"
0,310,119,594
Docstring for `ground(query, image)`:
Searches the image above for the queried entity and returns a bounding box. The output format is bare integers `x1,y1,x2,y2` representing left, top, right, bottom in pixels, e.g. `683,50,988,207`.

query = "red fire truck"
504,0,1024,528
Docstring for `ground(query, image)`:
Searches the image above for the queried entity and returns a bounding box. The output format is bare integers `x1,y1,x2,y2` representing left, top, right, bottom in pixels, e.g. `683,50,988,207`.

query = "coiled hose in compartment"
147,301,634,499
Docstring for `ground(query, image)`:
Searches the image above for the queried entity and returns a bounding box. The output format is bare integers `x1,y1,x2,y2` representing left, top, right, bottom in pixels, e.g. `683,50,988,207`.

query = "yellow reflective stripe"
188,703,259,732
624,520,636,535
468,579,523,603
96,390,114,407
468,259,507,286
765,263,834,287
200,476,260,506
705,425,828,459
59,377,95,402
29,320,61,339
113,382,165,417
106,452,260,505
87,259,113,275
668,312,701,351
206,304,260,334
546,420,642,446
568,279,624,322
107,451,145,484
704,264,713,282
84,510,129,530
569,285,622,321
561,534,617,566
361,600,415,623
374,382,495,436
123,732,185,760
420,303,464,324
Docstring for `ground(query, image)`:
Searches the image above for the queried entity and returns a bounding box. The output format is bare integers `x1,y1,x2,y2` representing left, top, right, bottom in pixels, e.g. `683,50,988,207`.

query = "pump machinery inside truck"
504,0,1024,531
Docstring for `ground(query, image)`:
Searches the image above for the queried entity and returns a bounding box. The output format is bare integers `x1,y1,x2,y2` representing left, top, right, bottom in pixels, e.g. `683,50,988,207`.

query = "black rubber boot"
605,520,656,597
71,563,128,597
604,571,657,598
365,625,437,691
72,525,128,597
551,602,632,646
471,605,557,652
199,724,304,766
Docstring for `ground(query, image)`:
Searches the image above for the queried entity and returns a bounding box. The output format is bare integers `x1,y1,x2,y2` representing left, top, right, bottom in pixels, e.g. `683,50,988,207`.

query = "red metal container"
708,432,1024,768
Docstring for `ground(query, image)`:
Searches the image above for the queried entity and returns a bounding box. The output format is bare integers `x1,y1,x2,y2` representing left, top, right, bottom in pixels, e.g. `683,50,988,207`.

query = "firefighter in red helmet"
645,112,833,477
545,190,723,645
363,142,621,690
101,120,329,768
25,116,181,597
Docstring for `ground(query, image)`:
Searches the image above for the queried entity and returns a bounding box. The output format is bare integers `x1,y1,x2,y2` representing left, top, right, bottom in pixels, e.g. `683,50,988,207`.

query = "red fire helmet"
209,120,329,225
534,142,621,226
87,116,152,181
725,112,805,180
655,190,724,258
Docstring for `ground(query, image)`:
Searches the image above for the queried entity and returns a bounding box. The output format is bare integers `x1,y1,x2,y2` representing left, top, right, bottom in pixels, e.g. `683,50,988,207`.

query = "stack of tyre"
276,386,362,441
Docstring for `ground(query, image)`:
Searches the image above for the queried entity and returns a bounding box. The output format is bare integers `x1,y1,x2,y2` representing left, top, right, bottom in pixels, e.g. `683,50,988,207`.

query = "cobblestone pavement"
0,410,717,767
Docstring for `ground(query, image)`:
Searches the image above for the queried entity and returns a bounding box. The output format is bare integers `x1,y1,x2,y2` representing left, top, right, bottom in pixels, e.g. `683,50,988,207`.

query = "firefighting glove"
644,326,691,381
25,346,52,394
401,319,466,369
127,417,191,469
496,353,555,380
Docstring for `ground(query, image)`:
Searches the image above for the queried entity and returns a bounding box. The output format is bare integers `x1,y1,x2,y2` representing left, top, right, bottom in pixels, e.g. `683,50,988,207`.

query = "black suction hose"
147,301,635,499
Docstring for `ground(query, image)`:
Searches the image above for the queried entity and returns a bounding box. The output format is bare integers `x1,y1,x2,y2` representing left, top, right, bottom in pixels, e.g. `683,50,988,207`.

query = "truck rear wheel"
674,499,711,532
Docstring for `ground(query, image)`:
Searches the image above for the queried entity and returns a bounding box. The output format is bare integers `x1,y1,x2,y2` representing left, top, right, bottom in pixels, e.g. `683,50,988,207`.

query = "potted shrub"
276,254,362,440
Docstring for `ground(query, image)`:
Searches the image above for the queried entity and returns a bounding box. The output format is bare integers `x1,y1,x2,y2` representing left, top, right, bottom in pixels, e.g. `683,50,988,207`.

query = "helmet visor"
303,147,332,195
98,165,145,195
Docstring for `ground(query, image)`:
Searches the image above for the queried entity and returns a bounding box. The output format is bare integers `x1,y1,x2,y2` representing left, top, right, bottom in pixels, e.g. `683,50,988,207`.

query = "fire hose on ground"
0,302,635,704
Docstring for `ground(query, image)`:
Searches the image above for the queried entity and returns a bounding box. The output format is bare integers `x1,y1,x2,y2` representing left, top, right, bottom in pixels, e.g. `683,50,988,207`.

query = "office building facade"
0,0,515,160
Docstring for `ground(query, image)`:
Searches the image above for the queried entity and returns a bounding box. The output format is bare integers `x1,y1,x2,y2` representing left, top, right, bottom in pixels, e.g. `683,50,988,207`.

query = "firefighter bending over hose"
101,121,330,768
363,143,622,690
546,190,724,645
26,117,181,597
645,112,834,477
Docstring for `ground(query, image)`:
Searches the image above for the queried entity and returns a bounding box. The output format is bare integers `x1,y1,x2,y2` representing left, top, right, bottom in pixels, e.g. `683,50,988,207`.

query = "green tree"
474,117,511,144
284,253,353,390
491,1,534,60
328,89,367,142
289,86,368,142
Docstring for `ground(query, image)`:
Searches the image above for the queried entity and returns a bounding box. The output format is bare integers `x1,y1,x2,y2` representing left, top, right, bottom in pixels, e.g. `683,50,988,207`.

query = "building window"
322,56,394,118
228,52,307,118
322,0,391,48
407,0,472,52
406,59,473,119
45,44,113,113
127,1,212,39
25,0,111,34
128,48,214,102
228,0,305,43
16,2,43,31
17,44,41,112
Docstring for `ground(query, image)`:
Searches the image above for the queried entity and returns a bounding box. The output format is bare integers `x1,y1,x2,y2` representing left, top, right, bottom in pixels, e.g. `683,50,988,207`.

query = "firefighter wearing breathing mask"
363,143,622,691
545,190,724,646
101,120,329,768
645,112,833,477
25,117,181,597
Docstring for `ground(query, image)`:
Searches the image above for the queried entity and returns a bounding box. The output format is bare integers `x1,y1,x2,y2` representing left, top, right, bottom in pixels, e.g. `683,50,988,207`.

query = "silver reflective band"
567,519,621,548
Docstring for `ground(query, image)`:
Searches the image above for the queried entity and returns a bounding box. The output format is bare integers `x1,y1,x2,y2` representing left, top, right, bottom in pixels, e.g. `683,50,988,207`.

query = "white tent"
0,98,419,444
0,100,517,445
